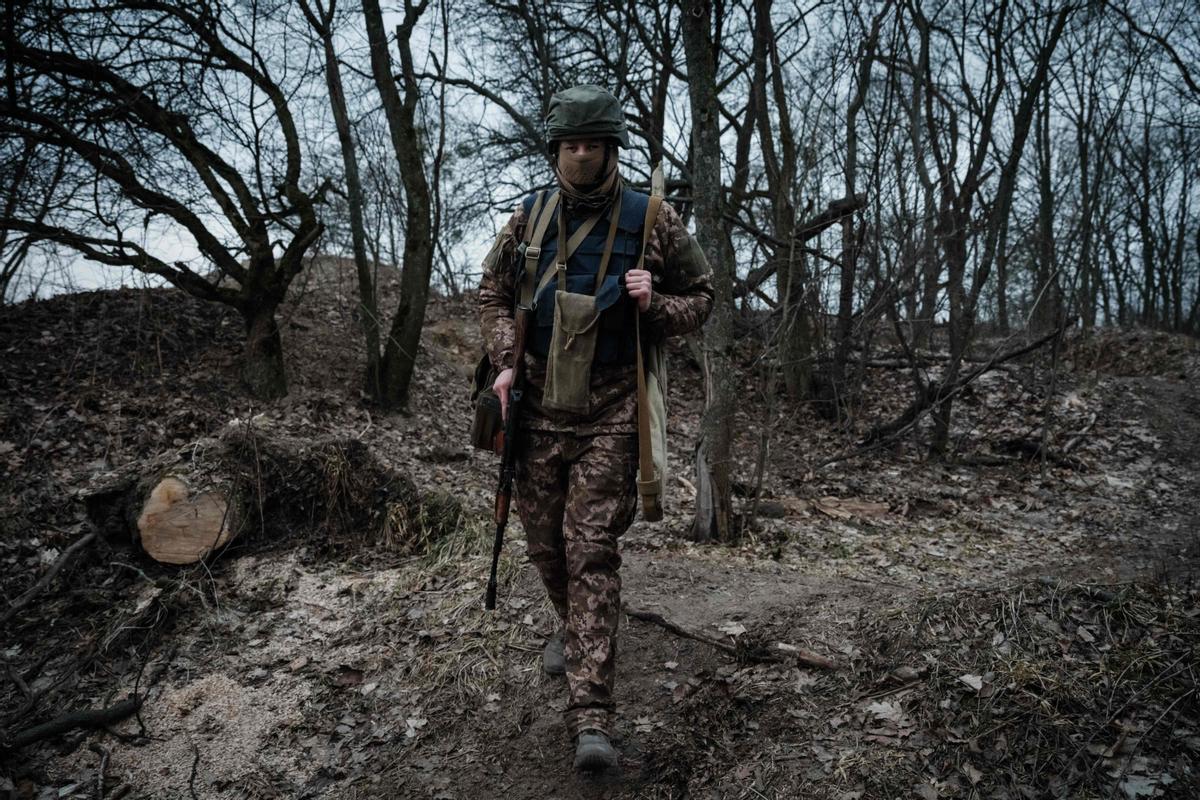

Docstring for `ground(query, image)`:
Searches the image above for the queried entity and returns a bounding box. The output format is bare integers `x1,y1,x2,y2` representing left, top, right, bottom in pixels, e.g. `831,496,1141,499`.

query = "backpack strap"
552,197,615,301
635,194,664,521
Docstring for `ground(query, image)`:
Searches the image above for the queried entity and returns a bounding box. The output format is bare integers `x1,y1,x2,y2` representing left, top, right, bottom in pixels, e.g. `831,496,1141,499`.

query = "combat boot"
574,729,618,771
542,630,566,676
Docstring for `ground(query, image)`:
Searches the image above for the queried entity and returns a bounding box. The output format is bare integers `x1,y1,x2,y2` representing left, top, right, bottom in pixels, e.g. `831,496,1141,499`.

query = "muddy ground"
2,269,1198,799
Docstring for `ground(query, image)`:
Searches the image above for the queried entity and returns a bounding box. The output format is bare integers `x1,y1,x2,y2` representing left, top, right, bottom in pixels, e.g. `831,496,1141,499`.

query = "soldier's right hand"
493,368,514,421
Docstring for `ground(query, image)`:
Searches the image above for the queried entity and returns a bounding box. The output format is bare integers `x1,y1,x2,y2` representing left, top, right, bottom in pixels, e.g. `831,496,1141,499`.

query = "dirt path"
1113,377,1200,574
14,372,1195,799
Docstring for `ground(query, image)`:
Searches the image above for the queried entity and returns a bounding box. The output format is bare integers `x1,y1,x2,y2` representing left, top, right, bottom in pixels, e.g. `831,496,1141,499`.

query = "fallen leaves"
333,666,364,688
776,495,892,519
957,673,983,692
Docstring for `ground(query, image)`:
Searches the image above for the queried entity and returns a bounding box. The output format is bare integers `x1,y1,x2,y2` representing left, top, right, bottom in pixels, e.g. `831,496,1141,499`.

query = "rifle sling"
635,196,664,511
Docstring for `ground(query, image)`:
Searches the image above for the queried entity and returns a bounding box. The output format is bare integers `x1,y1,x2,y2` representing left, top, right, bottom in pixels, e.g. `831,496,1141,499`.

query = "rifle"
484,303,530,610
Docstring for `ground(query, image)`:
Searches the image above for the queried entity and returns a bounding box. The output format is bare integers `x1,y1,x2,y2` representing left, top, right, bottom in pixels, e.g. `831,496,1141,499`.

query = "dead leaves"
848,580,1200,800
770,495,892,520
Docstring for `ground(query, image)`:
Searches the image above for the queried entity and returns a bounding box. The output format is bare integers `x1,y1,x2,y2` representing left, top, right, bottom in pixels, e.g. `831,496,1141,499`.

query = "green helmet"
545,85,631,150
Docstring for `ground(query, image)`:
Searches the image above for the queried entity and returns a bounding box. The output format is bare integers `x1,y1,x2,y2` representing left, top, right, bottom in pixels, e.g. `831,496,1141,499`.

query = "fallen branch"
1,531,97,625
4,695,143,750
88,742,110,799
994,437,1087,469
862,323,1071,446
624,605,837,671
734,194,866,299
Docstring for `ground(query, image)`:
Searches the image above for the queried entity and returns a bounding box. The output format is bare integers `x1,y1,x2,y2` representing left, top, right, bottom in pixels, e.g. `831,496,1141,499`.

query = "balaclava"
554,141,620,212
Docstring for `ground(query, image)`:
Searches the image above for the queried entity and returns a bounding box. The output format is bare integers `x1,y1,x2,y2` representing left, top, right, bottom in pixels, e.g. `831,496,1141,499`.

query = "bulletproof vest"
523,188,650,365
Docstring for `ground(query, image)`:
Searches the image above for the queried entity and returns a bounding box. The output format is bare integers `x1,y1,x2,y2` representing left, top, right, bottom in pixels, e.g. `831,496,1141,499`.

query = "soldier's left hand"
626,268,652,312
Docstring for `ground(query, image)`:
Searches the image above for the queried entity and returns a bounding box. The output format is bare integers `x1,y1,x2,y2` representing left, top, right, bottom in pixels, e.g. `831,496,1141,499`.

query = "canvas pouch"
541,289,601,414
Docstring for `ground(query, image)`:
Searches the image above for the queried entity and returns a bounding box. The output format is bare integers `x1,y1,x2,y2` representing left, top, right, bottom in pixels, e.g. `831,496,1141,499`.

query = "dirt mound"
1065,328,1199,379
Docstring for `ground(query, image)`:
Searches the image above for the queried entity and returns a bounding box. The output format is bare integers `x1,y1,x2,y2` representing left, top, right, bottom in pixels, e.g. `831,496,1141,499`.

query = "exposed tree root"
4,696,142,750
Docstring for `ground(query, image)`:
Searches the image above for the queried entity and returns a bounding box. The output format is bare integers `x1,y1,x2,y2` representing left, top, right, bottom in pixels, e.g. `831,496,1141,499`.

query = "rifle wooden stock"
485,305,531,610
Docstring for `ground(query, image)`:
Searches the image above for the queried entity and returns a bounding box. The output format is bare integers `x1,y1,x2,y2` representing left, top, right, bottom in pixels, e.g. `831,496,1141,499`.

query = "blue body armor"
522,188,650,365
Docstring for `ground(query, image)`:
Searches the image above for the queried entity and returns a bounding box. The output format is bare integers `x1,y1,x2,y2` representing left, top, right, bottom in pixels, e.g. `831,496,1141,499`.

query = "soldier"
478,85,713,771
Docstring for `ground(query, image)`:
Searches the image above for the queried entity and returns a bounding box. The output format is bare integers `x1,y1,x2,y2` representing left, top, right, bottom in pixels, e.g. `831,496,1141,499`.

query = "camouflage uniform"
478,197,713,736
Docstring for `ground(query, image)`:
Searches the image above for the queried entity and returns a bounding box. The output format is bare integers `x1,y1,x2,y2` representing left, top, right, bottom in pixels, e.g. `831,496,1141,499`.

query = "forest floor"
1,265,1198,800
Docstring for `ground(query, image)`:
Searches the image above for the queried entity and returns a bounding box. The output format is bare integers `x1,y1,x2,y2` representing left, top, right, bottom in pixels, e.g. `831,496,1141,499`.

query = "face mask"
558,146,604,186
556,144,615,194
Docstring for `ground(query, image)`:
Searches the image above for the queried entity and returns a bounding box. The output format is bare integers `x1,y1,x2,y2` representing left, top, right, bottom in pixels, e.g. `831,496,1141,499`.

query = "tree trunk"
363,0,434,411
832,12,882,407
681,0,736,543
750,0,810,403
1033,84,1060,333
1136,123,1157,325
137,476,242,564
240,301,288,400
996,218,1011,332
303,0,383,399
780,254,813,401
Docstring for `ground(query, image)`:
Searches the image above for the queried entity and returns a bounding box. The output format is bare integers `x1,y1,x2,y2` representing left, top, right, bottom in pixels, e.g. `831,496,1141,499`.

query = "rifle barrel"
484,518,505,610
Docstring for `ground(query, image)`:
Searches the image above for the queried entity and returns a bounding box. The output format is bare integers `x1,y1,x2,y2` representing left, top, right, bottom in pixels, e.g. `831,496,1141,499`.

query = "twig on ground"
189,742,202,800
1062,412,1098,455
624,604,837,671
4,661,32,698
1,531,97,625
88,742,109,799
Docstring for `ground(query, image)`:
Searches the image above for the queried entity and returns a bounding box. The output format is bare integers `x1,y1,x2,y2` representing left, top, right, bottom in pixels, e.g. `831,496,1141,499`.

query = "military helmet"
545,85,631,150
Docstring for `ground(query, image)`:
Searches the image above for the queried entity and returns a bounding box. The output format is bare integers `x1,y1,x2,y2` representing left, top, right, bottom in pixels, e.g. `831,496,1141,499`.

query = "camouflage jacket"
478,192,714,435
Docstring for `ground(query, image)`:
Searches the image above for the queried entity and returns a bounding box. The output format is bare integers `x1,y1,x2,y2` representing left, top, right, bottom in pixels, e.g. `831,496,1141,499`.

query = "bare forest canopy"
1,1,1197,422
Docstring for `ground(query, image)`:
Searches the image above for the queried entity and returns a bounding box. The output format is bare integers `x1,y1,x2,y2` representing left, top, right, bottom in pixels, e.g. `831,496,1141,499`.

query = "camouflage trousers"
515,429,638,737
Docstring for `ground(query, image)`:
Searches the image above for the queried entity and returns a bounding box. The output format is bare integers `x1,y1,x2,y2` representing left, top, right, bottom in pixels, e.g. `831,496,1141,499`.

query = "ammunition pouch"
469,353,503,453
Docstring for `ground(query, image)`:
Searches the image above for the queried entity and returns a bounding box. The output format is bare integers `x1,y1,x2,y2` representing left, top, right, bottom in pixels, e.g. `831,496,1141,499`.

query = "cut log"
137,477,238,565
83,424,463,565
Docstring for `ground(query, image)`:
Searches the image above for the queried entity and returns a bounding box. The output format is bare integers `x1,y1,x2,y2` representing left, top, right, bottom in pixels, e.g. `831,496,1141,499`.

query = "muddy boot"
573,729,617,772
542,630,566,676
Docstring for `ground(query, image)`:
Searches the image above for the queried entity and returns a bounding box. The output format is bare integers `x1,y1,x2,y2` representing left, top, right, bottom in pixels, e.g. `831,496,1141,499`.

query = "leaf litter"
1,271,1198,798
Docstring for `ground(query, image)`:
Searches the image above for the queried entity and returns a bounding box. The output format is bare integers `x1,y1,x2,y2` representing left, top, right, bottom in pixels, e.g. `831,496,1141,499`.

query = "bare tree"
1,1,328,399
0,138,66,303
362,0,436,410
301,0,384,398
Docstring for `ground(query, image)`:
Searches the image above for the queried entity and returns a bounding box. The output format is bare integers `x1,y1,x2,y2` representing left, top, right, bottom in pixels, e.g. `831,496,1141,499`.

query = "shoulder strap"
593,191,623,291
519,190,560,309
635,194,665,521
531,202,612,305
